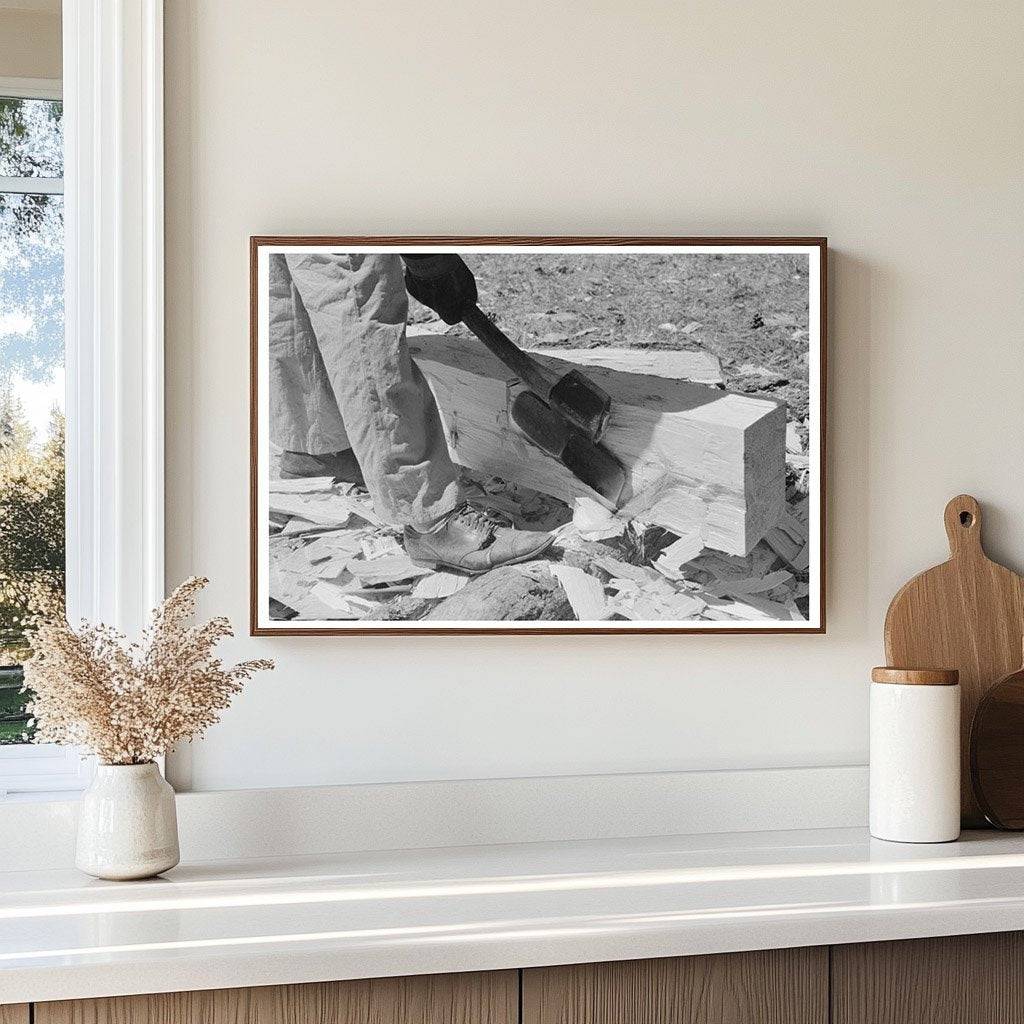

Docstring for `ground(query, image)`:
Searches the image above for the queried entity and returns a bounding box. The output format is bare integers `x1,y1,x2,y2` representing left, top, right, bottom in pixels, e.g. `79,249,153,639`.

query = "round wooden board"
970,664,1024,829
884,495,1024,826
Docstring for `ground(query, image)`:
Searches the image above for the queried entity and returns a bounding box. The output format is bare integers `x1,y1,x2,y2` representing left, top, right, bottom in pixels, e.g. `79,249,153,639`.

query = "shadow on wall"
827,249,873,632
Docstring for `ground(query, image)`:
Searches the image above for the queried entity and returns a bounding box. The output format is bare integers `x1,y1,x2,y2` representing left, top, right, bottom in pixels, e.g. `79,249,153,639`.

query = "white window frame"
0,0,164,799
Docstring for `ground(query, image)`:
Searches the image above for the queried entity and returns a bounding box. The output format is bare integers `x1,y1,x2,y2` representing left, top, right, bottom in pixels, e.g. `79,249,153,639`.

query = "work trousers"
268,253,460,530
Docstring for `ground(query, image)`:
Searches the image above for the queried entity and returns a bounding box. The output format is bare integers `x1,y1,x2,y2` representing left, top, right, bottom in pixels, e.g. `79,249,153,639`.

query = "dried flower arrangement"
23,576,273,765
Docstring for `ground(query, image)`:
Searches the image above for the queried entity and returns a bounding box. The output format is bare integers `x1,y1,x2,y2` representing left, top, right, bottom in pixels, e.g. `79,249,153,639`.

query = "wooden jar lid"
871,667,960,686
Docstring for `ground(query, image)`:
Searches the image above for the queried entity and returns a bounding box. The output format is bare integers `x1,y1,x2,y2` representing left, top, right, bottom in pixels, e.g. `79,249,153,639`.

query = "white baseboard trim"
0,765,867,872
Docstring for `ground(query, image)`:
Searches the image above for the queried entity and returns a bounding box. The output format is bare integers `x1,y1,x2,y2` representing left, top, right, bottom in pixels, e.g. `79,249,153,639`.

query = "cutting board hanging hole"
944,494,982,557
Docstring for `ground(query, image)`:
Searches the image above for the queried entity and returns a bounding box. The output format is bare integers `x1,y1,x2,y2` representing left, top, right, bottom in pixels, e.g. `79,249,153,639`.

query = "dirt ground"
415,252,811,425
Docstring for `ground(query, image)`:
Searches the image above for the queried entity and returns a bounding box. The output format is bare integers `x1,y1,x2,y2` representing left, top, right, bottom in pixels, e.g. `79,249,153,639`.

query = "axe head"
510,391,626,507
548,369,612,442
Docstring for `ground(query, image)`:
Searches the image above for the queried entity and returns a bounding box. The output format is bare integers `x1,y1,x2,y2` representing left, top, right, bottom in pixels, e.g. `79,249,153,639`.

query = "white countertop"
4,826,1024,1004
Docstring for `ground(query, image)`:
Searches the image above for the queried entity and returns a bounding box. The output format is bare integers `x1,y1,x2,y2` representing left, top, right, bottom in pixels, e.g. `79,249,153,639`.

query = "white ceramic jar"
869,667,961,843
76,762,180,880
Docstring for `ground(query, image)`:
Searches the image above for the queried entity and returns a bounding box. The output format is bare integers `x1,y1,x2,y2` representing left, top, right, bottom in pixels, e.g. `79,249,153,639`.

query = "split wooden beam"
410,335,787,556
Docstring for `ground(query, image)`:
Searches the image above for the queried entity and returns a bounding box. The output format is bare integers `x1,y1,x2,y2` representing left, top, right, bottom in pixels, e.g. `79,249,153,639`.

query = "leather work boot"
404,503,554,575
279,449,364,486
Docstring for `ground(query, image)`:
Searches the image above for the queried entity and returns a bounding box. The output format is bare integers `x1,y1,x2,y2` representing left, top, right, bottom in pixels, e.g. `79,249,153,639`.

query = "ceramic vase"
76,762,180,880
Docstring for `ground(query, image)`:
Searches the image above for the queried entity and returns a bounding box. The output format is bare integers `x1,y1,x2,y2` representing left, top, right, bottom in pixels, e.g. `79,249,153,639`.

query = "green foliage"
0,393,65,742
0,667,29,743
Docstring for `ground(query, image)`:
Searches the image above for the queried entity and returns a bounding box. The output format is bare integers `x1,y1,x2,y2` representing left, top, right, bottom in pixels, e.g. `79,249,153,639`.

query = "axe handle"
461,305,552,399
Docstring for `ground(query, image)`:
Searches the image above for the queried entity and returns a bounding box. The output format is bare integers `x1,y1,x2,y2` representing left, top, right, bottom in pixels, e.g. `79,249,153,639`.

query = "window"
0,79,84,797
0,4,166,798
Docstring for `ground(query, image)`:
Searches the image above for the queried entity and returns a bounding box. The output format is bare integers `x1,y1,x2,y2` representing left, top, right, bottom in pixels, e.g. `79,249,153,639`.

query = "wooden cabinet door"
35,971,517,1024
832,932,1024,1024
0,1006,29,1024
523,948,828,1024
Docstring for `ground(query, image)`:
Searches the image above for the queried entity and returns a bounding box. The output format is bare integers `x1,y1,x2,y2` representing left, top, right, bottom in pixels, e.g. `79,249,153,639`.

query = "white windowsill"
0,744,94,799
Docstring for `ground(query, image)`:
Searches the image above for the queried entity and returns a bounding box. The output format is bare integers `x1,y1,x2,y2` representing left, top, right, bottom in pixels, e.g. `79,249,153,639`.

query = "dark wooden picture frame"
250,236,827,636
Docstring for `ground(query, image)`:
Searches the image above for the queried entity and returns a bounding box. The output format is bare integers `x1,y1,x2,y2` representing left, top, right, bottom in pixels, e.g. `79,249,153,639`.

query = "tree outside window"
0,94,65,744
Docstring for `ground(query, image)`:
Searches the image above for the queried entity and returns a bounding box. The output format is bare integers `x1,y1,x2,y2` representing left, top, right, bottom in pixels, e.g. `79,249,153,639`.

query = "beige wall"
164,1,1024,791
0,7,60,81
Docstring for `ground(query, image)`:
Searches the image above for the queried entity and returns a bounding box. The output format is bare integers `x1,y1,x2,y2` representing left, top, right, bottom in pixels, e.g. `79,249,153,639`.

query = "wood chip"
786,422,804,455
310,582,375,616
662,592,707,618
655,534,704,572
789,544,810,571
617,598,670,621
338,582,414,597
572,497,626,541
269,476,337,493
278,544,328,575
549,564,608,620
269,493,355,528
268,565,348,620
594,556,653,583
695,544,779,582
764,531,800,566
609,584,678,619
315,560,349,580
650,559,687,583
704,594,794,621
341,494,385,527
640,576,677,597
360,534,403,560
313,531,370,555
607,578,640,595
279,534,365,581
345,555,433,585
411,571,470,599
702,605,739,621
278,517,328,537
709,570,794,598
765,500,809,569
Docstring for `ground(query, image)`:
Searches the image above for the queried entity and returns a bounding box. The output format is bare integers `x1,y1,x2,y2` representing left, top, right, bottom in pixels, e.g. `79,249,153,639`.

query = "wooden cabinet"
832,932,1024,1024
23,932,1024,1024
34,971,517,1024
522,948,828,1024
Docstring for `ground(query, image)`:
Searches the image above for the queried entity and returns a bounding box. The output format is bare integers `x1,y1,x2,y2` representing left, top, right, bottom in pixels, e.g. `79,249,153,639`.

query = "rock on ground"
425,565,572,621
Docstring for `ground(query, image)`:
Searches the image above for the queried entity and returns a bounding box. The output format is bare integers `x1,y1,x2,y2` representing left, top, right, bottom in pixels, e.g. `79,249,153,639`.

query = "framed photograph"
250,237,826,635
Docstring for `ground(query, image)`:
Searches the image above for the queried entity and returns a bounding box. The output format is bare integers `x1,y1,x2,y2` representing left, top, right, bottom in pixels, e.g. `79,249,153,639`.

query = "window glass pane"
0,185,65,744
0,98,63,179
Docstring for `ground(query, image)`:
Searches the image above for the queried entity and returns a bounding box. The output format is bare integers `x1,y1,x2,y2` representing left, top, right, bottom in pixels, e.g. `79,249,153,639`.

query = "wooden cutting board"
884,494,1024,826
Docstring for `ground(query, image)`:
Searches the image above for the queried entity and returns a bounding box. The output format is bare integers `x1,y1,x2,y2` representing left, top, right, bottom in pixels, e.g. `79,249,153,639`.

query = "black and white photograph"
251,239,824,633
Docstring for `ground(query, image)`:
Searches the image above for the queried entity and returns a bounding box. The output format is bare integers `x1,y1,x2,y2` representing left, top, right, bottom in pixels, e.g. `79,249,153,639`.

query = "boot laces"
450,502,513,542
